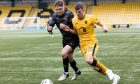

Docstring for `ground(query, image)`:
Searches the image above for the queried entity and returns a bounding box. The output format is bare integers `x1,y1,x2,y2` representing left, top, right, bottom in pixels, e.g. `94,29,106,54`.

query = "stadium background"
0,0,140,30
0,0,140,84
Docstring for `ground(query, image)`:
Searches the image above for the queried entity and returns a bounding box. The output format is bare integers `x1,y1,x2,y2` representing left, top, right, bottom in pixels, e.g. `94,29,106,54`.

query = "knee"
61,51,68,59
85,57,93,65
85,56,96,65
85,60,91,65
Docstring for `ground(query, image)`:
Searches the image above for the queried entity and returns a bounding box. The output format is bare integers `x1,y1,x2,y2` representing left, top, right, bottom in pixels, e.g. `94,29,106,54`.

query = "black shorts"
62,39,79,52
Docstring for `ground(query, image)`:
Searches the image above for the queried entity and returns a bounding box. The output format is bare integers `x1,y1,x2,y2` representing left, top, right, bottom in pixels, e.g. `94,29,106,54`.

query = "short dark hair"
54,0,64,7
75,2,84,10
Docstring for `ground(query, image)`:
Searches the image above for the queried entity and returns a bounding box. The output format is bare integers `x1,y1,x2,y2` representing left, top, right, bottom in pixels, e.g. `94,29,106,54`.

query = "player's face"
55,6,64,16
76,8,85,20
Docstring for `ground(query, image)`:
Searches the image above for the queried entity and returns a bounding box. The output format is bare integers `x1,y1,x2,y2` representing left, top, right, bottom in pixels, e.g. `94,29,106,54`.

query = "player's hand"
60,23,66,29
47,26,53,32
103,28,109,33
60,23,70,31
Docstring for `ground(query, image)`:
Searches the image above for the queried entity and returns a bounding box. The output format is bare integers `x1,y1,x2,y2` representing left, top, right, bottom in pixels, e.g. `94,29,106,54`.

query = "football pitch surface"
0,28,139,84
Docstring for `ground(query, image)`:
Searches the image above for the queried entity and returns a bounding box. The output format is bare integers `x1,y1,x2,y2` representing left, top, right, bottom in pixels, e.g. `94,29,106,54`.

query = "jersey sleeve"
48,14,56,27
68,11,74,21
67,11,74,28
72,18,75,29
72,18,77,33
91,15,99,24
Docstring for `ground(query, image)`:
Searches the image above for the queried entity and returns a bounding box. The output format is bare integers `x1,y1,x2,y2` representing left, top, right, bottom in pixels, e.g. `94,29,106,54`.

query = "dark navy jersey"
48,9,79,40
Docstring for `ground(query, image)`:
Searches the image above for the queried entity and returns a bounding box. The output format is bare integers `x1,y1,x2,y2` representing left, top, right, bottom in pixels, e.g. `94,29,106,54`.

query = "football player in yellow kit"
60,2,120,84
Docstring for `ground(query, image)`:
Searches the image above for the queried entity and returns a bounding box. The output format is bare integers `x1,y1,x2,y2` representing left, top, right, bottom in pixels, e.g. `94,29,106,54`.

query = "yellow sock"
96,60,108,74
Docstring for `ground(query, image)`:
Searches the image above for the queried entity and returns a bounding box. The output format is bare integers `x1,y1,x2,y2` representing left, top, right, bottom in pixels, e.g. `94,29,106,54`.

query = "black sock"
70,60,79,72
63,57,69,73
91,59,97,66
98,69,102,73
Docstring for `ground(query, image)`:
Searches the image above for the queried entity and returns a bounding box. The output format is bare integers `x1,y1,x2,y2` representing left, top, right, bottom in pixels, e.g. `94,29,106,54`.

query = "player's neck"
78,14,85,20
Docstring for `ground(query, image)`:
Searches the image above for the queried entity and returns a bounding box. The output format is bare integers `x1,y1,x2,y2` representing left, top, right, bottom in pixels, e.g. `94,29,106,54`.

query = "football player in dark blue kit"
47,0,81,81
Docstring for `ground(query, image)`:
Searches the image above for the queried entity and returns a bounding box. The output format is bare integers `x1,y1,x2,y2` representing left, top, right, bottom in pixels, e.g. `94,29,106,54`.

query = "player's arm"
60,23,77,34
60,12,77,34
47,16,56,32
97,22,109,33
92,16,109,32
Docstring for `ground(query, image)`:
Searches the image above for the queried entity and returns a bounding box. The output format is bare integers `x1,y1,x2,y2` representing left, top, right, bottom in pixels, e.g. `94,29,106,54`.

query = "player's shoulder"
86,14,98,22
86,14,95,19
72,16,78,22
52,13,58,18
65,9,74,15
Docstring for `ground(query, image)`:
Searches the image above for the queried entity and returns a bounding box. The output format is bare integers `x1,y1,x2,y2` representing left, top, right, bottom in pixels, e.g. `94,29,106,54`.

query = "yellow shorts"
83,43,99,58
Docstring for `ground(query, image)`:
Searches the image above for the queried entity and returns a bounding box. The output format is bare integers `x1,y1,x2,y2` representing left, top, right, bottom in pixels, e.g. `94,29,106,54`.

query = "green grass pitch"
0,28,140,84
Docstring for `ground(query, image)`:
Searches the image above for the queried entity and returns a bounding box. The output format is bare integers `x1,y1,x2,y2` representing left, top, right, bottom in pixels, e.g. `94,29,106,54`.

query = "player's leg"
58,44,80,81
51,31,53,35
48,30,53,37
61,45,81,80
58,41,69,81
84,44,120,84
67,48,81,80
51,31,53,37
67,40,81,80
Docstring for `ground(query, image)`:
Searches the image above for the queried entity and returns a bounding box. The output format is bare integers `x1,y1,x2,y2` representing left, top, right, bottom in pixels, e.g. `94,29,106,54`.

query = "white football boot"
112,74,120,84
58,72,69,81
71,70,81,80
106,69,120,84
